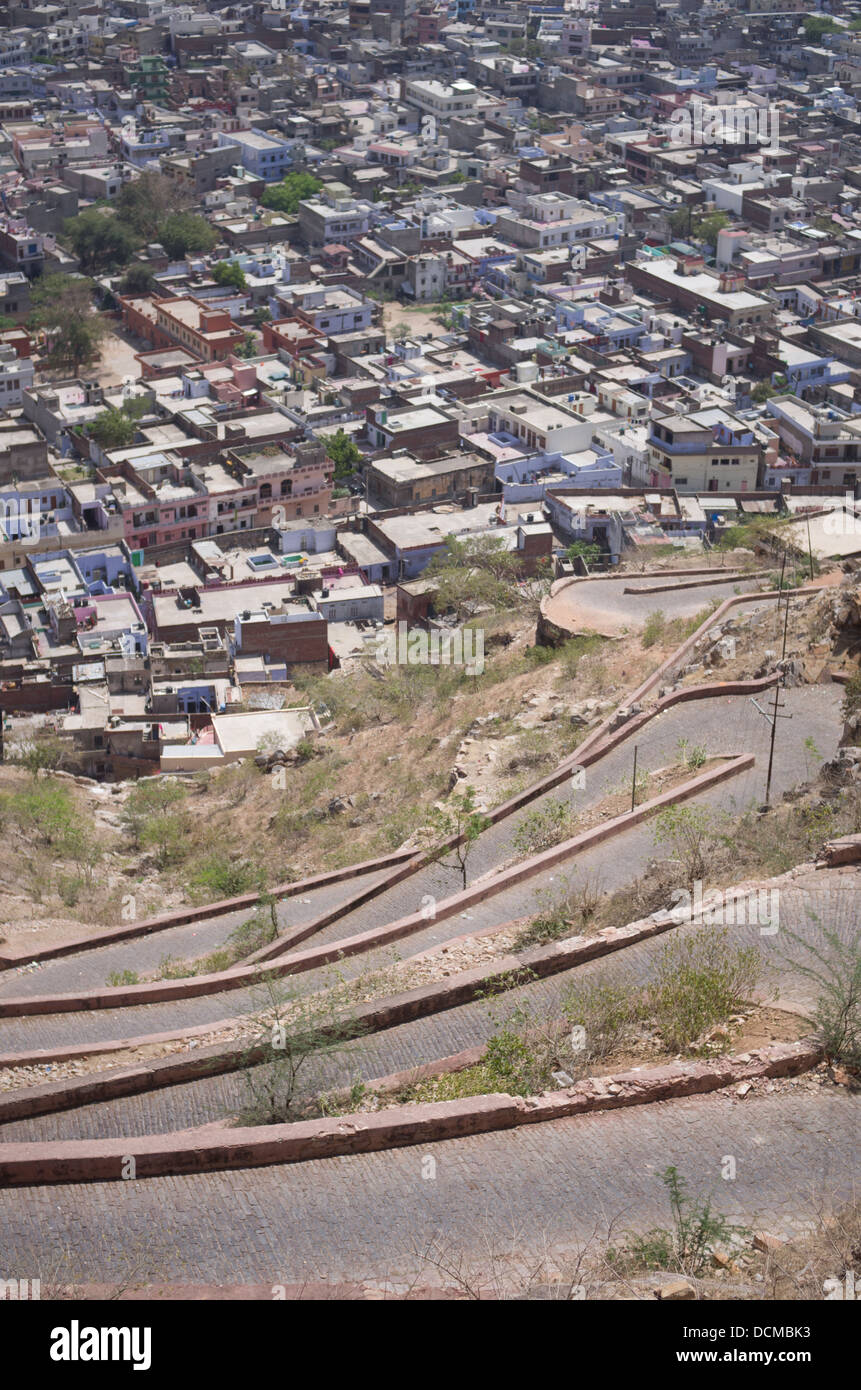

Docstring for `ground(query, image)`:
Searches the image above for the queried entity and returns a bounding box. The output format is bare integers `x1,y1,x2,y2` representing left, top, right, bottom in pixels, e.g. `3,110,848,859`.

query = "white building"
0,344,34,407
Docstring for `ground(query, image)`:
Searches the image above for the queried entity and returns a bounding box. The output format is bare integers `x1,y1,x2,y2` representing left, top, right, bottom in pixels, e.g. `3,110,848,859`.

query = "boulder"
656,1281,696,1301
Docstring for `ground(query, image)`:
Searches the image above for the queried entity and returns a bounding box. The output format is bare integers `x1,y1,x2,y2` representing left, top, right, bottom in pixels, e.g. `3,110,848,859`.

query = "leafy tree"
260,172,323,215
88,397,148,451
119,262,158,295
669,206,729,245
253,305,272,327
693,209,730,246
30,274,105,374
566,539,602,568
211,259,247,289
323,426,361,479
803,15,837,39
159,212,217,259
8,732,67,777
115,171,192,241
668,206,694,238
419,785,490,890
234,331,258,359
424,536,551,621
63,209,136,274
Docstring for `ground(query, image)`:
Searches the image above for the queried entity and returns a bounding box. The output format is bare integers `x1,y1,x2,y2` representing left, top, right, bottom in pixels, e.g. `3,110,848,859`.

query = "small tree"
613,1166,750,1278
237,972,366,1124
234,331,258,359
323,426,361,479
652,804,718,886
260,172,323,215
88,398,147,451
513,799,576,856
420,785,490,890
8,732,67,777
565,539,602,569
211,259,247,289
121,779,187,865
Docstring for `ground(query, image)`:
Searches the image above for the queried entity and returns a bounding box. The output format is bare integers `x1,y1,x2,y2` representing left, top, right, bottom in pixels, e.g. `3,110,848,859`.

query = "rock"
712,1250,739,1273
830,1065,856,1087
656,1280,696,1301
736,1081,752,1097
753,1232,784,1253
327,796,349,816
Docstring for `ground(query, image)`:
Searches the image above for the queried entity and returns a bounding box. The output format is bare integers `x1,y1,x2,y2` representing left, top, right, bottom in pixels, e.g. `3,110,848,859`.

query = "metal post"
631,744,639,812
807,512,814,582
764,595,790,807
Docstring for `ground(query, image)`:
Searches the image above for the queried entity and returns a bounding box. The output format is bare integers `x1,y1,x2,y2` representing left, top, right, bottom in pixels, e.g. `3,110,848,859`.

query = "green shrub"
647,927,760,1052
609,1166,749,1277
188,855,263,902
641,609,666,648
227,910,278,958
779,917,861,1072
106,969,139,987
512,799,575,856
562,980,643,1061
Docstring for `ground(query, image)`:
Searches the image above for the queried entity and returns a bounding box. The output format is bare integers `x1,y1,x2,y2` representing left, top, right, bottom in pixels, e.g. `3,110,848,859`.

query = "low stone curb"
0,753,753,1019
0,909,682,1120
0,847,417,971
0,1040,821,1187
0,874,788,1122
623,572,748,595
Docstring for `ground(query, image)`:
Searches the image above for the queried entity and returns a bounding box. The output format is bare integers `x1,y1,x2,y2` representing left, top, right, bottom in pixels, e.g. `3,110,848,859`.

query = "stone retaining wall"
0,1041,819,1187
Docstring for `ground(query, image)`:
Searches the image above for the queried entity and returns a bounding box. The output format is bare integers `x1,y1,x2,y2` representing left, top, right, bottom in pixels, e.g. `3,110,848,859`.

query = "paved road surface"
1,1088,856,1289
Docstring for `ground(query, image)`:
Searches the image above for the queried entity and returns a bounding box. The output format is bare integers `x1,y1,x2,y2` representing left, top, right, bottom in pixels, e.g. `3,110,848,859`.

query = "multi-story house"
647,408,765,492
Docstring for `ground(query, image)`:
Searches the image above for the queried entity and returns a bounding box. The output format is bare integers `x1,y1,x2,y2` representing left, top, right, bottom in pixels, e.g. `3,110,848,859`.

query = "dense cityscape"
0,0,858,1347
